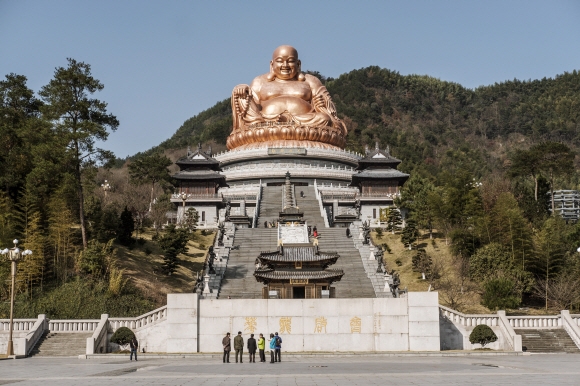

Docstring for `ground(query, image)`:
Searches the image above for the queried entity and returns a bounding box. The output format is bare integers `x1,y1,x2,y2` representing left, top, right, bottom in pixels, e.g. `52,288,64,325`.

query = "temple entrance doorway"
293,286,306,299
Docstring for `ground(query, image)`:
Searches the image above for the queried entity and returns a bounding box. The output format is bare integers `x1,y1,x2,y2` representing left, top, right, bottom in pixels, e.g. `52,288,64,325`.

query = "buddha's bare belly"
261,96,314,116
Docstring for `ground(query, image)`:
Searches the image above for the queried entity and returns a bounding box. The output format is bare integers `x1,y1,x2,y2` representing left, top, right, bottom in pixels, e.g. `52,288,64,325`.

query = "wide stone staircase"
257,186,283,227
316,228,376,298
219,228,279,299
29,332,91,357
294,186,327,227
515,329,580,353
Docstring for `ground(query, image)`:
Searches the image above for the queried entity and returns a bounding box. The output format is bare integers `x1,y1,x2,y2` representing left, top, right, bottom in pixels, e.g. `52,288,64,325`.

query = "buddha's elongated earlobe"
297,60,305,81
267,61,276,81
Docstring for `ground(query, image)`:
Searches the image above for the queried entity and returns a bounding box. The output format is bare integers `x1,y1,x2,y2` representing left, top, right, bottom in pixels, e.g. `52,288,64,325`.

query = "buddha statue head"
268,45,305,82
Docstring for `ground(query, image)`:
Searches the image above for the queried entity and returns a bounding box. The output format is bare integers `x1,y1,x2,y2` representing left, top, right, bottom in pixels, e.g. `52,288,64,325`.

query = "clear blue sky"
1,0,579,158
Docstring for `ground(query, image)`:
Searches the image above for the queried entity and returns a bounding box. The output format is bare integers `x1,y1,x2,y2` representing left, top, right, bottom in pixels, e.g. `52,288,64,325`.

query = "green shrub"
375,228,383,239
481,278,520,311
382,243,392,253
137,237,146,246
110,327,135,347
395,259,402,266
469,324,498,348
144,247,152,255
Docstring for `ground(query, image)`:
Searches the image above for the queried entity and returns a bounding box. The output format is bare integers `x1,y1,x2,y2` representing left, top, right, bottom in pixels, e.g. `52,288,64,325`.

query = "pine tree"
401,218,419,250
118,207,134,246
386,208,402,234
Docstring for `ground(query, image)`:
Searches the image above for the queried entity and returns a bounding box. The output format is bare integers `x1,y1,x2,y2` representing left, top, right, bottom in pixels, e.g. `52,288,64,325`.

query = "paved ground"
1,354,579,385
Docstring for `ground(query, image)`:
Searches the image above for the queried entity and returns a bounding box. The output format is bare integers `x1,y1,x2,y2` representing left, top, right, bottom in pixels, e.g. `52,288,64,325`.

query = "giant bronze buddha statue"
227,45,347,150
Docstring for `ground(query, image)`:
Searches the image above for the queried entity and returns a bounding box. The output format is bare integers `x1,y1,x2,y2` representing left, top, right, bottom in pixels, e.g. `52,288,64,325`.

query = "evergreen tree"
118,207,134,246
385,208,402,234
128,153,172,207
183,207,199,234
157,225,189,275
401,218,419,250
412,248,432,279
39,59,119,248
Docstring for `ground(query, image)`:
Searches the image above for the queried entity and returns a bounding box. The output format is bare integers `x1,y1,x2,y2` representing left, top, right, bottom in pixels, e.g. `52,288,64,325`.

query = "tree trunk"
550,172,555,216
534,175,538,201
75,144,87,249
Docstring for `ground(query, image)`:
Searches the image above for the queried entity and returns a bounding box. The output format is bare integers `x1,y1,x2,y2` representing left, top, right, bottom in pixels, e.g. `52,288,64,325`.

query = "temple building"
254,246,343,299
170,45,410,299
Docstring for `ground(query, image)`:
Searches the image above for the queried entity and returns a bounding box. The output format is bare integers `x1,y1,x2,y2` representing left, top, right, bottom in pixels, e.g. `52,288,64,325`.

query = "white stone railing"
253,180,262,228
498,311,522,351
48,319,100,332
214,146,362,164
561,310,580,349
0,319,37,332
507,315,561,328
171,193,222,200
359,192,401,199
222,194,258,201
86,314,109,355
572,314,580,326
314,180,330,228
223,167,354,181
438,305,499,327
21,315,48,357
108,306,167,332
322,193,358,201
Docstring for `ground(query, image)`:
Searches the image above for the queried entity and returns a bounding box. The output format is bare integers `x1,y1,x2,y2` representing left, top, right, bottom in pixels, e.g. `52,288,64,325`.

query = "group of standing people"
222,332,282,364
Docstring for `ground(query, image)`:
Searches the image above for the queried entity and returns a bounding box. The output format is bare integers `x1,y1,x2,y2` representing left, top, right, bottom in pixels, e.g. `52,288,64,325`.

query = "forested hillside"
152,67,580,179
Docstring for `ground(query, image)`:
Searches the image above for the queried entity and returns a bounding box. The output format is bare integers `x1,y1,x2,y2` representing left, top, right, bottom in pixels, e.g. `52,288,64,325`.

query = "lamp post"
1,239,32,356
101,180,111,203
179,192,187,225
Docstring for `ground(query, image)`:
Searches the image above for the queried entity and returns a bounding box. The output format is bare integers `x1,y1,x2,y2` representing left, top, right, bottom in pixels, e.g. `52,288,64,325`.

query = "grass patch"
115,229,215,306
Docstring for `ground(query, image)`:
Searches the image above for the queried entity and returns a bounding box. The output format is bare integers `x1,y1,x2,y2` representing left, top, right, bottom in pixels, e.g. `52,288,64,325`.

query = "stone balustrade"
0,319,37,331
48,319,100,332
109,306,167,332
439,305,499,327
572,314,580,326
507,315,561,328
214,147,362,164
171,193,222,201
223,166,354,181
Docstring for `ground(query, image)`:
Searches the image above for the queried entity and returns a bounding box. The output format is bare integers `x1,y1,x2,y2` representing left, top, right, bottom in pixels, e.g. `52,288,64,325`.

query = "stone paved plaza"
1,354,579,385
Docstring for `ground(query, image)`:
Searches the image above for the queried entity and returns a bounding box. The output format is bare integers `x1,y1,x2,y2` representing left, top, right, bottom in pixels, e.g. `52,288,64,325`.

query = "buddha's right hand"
233,85,250,99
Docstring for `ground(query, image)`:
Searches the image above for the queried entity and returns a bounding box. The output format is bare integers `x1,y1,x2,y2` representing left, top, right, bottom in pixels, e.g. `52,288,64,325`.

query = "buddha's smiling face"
271,45,300,80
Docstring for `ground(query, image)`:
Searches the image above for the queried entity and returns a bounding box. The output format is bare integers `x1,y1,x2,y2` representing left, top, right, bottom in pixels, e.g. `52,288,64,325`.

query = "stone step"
29,332,92,357
514,329,580,353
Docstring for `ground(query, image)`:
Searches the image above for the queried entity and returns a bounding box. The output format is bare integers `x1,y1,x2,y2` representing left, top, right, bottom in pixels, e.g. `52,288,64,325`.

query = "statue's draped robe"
231,82,346,136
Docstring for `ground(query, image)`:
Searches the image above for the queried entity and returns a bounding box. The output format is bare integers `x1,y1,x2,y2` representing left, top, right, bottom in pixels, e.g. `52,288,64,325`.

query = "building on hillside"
349,142,410,227
170,144,226,228
549,190,580,222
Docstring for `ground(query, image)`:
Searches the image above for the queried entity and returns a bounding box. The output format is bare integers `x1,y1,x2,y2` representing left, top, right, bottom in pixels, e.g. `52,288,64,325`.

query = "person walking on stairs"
129,336,138,361
269,333,276,363
222,332,231,363
258,333,266,362
247,333,257,363
234,331,244,363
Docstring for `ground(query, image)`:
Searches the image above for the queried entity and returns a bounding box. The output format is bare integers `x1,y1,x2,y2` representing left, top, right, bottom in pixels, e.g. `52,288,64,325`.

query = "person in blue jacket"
269,333,276,363
274,332,282,362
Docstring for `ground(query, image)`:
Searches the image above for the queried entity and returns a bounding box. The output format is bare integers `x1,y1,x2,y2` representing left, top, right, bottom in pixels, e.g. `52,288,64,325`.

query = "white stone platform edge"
80,351,524,360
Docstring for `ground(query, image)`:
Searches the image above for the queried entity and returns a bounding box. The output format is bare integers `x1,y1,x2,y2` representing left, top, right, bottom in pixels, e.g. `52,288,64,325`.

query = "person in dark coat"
129,336,138,361
247,333,257,363
234,331,244,363
274,332,282,362
222,332,231,363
